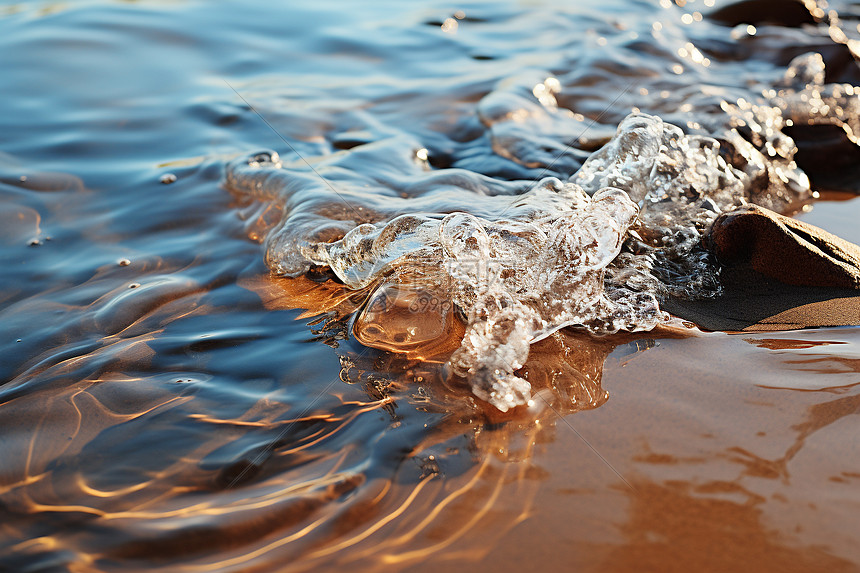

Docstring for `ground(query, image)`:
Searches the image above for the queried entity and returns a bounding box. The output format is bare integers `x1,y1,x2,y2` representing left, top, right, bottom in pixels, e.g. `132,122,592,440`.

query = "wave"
227,46,859,410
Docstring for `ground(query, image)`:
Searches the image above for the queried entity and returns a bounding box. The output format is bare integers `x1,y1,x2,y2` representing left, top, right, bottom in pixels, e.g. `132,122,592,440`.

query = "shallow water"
1,0,860,571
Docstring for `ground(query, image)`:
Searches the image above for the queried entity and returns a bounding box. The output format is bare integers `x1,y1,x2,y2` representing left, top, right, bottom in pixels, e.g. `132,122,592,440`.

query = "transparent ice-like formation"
574,113,782,297
306,184,662,411
225,50,859,411
571,51,860,297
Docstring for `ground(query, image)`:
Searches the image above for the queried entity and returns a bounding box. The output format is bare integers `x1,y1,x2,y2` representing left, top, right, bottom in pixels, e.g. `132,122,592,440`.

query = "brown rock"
705,204,860,290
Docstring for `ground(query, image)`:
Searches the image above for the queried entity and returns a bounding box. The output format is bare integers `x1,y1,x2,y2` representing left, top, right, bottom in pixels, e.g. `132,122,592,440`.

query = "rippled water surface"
2,1,860,571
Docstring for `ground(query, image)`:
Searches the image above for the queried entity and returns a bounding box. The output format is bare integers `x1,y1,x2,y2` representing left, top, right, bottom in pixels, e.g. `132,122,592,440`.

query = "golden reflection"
609,386,860,571
744,337,848,350
221,271,691,569
744,334,860,380
7,193,855,572
2,255,857,570
600,477,855,573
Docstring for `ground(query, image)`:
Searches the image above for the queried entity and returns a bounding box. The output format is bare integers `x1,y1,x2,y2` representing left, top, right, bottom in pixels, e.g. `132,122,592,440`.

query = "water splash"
228,151,669,410
226,40,859,411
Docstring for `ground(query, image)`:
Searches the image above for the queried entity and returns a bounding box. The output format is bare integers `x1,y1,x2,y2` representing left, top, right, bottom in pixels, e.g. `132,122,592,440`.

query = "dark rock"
708,0,818,28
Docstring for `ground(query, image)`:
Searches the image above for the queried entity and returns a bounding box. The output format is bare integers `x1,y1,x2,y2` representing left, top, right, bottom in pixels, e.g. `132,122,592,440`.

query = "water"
224,43,854,409
1,0,860,571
